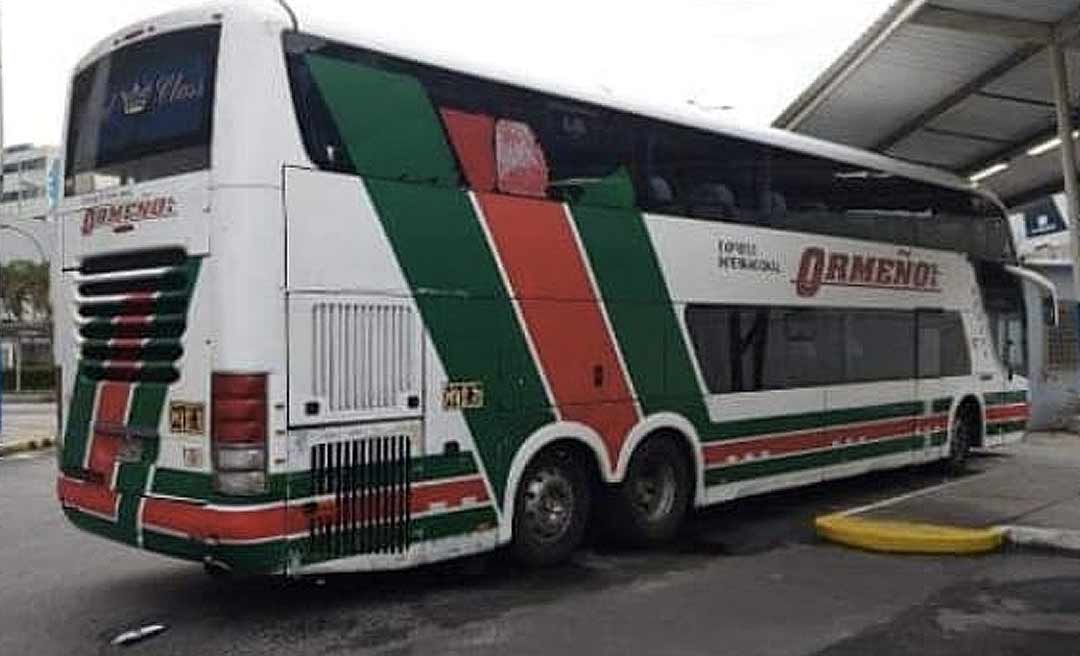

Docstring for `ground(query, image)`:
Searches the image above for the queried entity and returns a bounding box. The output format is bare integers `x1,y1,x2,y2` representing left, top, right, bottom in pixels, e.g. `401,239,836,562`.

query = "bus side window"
639,125,759,223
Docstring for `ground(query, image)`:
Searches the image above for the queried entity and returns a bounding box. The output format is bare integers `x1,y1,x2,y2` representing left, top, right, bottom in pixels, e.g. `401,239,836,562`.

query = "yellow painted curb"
815,514,1004,554
0,437,55,457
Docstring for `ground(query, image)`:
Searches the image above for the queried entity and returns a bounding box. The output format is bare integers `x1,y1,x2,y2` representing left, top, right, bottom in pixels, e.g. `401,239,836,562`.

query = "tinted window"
283,31,1011,261
917,311,971,378
65,26,220,195
687,304,968,394
977,262,1027,376
844,311,915,383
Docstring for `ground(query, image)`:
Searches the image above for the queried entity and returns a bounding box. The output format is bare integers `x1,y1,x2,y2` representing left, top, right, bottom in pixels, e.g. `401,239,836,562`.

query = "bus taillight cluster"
211,373,269,496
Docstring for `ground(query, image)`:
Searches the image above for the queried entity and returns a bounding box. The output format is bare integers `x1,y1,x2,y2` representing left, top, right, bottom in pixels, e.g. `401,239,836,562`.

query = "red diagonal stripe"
477,193,639,466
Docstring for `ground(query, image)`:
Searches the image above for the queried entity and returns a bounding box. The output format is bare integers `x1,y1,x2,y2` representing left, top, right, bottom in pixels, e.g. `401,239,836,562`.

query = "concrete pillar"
1048,42,1080,303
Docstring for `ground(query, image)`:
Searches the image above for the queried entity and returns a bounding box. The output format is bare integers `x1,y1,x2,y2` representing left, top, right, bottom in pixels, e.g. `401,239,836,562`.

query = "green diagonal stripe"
307,57,554,505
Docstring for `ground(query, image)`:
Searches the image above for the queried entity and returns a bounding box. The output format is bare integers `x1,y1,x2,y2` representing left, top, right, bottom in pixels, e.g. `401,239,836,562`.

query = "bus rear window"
65,25,220,196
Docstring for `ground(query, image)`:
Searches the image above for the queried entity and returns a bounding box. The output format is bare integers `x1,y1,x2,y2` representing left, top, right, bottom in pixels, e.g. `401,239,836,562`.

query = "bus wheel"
613,438,691,545
944,408,976,473
511,446,591,567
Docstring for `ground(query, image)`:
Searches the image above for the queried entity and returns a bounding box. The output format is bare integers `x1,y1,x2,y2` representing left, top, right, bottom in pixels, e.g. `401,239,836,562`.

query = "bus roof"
84,0,1004,211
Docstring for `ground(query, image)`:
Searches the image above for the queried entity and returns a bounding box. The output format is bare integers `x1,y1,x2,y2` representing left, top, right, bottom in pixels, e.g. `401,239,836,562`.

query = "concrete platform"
830,432,1080,554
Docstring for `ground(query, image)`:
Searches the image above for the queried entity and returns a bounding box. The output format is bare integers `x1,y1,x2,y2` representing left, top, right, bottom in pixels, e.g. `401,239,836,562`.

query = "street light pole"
0,223,49,262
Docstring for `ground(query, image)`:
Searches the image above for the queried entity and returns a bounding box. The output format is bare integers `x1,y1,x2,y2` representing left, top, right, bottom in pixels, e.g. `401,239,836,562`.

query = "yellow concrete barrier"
815,514,1004,555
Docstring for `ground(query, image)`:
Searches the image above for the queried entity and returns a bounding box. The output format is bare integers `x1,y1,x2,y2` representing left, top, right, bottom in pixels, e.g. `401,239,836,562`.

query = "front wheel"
511,447,591,567
944,408,976,473
611,439,692,545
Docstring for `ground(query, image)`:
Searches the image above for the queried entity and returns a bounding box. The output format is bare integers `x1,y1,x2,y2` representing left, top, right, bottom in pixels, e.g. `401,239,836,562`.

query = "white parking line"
836,476,977,518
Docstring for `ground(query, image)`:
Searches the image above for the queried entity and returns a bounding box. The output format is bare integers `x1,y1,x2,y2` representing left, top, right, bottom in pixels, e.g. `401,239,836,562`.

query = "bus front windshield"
64,25,221,197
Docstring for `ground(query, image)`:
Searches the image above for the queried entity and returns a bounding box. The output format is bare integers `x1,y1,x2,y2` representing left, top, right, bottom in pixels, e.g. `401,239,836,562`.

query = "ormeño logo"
81,196,177,236
795,246,941,298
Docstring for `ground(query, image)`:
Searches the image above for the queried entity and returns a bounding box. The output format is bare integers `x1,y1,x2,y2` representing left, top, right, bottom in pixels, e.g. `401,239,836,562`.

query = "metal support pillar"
1049,42,1080,302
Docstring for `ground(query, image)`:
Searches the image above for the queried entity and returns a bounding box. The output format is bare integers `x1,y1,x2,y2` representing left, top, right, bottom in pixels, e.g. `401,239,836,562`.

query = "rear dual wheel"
511,447,591,567
611,439,692,545
510,438,692,566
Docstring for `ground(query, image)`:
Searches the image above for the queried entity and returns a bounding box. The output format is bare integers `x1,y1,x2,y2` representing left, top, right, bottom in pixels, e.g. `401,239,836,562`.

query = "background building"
0,143,59,263
1009,195,1080,430
1,144,59,392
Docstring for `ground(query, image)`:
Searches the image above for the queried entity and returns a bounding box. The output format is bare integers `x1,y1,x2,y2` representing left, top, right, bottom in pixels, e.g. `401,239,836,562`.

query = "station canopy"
775,0,1080,208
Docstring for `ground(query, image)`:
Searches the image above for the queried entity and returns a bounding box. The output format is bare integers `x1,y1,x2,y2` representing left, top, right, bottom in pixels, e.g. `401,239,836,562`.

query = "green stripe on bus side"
930,431,948,447
985,391,1027,406
932,397,953,413
60,372,96,473
706,401,924,443
142,530,287,574
705,434,923,485
568,205,711,430
307,55,555,506
987,420,1026,435
412,452,479,482
412,506,498,543
150,451,484,505
152,468,298,505
140,506,498,574
304,54,459,186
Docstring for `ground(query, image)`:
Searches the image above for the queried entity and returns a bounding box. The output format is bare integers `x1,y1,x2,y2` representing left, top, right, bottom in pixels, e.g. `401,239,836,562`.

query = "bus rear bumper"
57,475,288,575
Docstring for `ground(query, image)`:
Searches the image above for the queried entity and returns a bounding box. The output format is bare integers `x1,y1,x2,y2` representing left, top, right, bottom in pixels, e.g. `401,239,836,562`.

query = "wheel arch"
953,394,985,448
615,413,706,507
497,421,611,545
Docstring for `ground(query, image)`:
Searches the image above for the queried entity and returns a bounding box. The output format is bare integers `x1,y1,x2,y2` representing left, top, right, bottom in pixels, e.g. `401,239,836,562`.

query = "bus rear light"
214,471,269,497
215,447,266,472
211,373,269,496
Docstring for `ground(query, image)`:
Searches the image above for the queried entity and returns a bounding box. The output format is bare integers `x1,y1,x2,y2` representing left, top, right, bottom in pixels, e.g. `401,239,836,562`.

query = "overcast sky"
1,0,892,148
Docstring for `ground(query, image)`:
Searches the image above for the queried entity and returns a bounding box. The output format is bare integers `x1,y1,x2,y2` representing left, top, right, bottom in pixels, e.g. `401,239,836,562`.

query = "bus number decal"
443,382,485,410
169,401,206,436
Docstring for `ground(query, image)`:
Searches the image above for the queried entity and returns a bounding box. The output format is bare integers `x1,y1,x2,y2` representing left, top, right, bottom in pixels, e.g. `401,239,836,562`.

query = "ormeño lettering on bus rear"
81,195,178,236
794,246,941,298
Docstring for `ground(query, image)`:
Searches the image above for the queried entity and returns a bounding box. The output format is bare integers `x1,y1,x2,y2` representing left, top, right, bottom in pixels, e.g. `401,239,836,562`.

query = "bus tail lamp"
211,373,269,496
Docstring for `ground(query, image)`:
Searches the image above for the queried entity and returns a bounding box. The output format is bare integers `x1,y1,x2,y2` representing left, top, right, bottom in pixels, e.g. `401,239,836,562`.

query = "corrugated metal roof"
776,0,1080,205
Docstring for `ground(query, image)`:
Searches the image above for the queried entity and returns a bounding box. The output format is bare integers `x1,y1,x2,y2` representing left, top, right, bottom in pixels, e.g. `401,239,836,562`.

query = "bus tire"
944,406,977,474
511,446,591,567
612,438,691,545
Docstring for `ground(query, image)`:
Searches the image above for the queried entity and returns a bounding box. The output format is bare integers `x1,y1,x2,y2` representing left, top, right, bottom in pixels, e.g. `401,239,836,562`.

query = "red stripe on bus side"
986,403,1029,422
139,477,490,543
413,477,489,509
477,193,639,466
85,382,132,484
703,414,947,467
57,476,119,518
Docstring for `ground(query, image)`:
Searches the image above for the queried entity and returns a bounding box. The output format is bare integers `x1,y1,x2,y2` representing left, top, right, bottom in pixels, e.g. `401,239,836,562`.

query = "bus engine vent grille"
74,249,198,384
308,435,412,559
310,302,417,413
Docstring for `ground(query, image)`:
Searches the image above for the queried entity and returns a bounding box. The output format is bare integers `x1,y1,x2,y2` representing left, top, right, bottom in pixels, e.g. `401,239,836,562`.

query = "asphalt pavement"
4,444,1080,655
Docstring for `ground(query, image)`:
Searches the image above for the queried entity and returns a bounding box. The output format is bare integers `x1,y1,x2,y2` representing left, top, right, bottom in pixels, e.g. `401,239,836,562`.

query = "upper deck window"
65,25,220,196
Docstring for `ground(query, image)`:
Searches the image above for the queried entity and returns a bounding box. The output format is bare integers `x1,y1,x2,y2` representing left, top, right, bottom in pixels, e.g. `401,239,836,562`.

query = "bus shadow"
98,455,1004,652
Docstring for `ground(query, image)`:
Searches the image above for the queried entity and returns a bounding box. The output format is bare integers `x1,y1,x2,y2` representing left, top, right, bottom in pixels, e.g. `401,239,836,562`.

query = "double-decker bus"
54,1,1050,575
